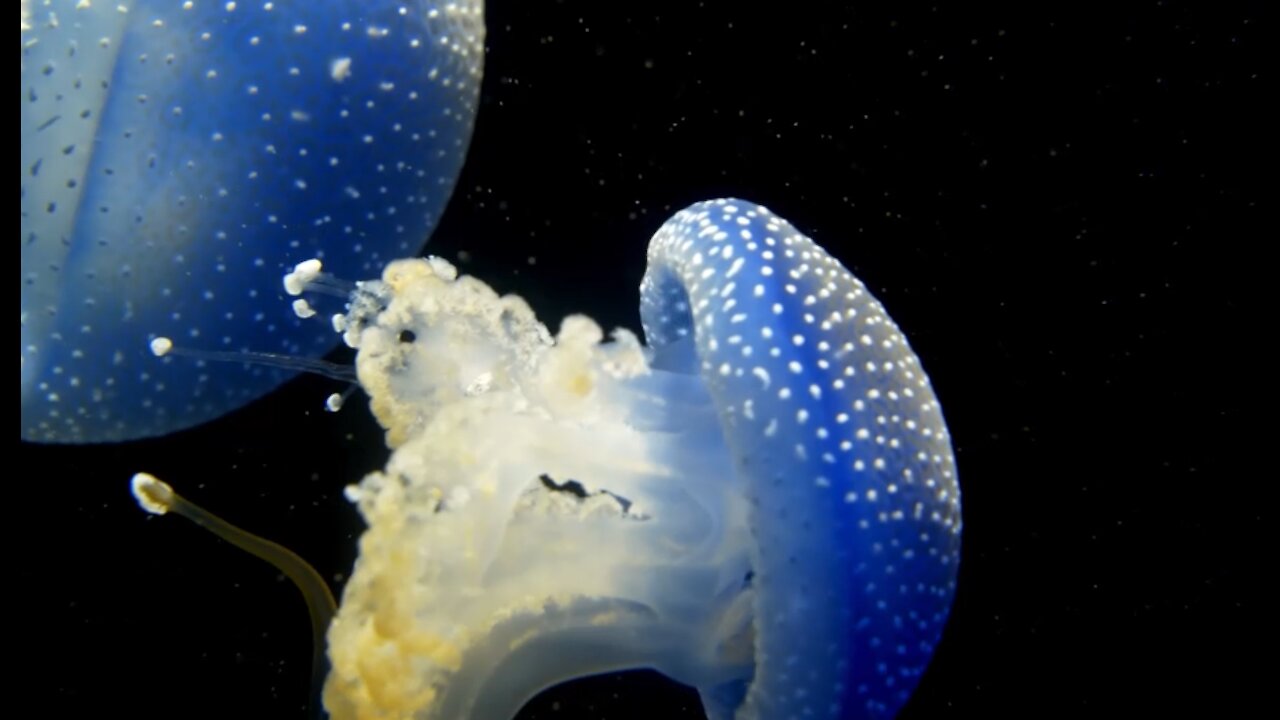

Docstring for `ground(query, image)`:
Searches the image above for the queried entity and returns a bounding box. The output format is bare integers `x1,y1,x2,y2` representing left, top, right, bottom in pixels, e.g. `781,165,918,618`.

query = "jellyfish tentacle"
131,473,337,715
148,335,358,383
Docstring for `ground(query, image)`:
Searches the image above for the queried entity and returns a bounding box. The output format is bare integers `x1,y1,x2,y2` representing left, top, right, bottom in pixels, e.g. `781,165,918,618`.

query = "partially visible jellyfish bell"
310,198,962,719
20,0,485,442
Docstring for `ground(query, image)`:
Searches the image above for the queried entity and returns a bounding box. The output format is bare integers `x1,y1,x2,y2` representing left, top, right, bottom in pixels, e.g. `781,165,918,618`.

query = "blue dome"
20,0,485,442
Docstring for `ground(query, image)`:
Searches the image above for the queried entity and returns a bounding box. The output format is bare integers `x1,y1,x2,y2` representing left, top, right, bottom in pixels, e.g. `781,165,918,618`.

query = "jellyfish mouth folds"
323,257,757,719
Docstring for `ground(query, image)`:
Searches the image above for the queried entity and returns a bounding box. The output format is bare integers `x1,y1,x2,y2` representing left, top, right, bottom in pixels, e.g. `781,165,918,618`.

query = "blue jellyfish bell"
20,0,485,443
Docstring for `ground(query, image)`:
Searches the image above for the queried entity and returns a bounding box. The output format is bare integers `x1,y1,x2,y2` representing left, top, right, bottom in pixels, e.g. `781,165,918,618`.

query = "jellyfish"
20,0,485,443
140,198,961,719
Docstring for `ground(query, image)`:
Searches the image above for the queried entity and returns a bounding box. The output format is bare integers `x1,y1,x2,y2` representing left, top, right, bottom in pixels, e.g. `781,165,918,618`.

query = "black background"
19,1,1262,718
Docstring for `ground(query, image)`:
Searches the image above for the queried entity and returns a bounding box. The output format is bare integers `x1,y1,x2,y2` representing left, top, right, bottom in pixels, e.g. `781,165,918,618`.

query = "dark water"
19,1,1261,717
